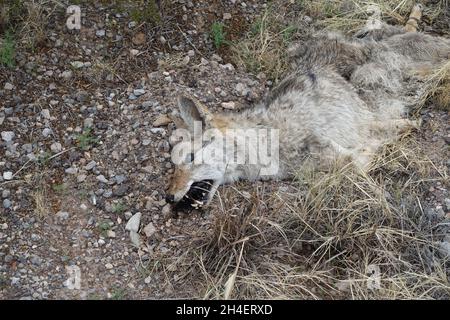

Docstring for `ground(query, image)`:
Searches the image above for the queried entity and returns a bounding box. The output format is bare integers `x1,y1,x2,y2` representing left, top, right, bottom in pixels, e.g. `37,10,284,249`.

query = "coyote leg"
404,4,423,32
371,119,420,132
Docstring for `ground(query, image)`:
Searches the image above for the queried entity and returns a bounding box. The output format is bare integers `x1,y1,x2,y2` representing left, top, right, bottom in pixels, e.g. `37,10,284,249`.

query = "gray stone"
30,255,43,265
42,128,52,137
125,212,141,232
84,160,97,170
438,242,450,257
142,100,157,109
444,198,450,212
113,184,128,197
41,109,51,119
65,167,78,174
133,89,146,96
143,222,157,238
103,190,113,198
162,204,171,217
96,175,109,184
114,175,126,184
84,118,94,128
22,144,32,153
3,199,11,209
129,230,141,247
71,61,85,69
56,211,69,220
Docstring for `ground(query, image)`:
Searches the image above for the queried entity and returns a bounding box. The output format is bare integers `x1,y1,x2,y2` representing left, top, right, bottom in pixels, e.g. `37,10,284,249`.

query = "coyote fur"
166,4,450,208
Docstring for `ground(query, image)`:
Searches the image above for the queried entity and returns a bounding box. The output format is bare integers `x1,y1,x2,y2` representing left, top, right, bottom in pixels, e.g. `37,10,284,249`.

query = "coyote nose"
166,194,175,203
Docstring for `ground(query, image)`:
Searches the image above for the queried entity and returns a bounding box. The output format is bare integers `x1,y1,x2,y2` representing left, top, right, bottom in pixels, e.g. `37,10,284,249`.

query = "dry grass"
418,60,450,110
299,0,445,33
171,134,449,299
0,0,61,51
19,0,49,50
32,189,49,218
157,52,190,70
231,3,302,81
24,171,52,218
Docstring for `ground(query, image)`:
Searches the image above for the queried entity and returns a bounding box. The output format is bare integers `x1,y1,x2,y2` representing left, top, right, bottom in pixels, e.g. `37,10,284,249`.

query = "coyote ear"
177,94,214,130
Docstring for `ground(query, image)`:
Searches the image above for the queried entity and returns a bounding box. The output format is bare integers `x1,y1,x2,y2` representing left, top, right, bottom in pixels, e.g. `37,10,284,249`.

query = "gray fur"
167,11,450,204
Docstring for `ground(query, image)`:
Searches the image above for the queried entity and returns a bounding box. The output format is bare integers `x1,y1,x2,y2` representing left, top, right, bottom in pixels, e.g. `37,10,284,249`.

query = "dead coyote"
166,4,450,209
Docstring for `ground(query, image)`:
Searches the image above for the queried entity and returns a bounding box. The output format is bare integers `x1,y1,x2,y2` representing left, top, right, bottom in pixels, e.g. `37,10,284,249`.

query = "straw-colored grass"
163,133,449,299
419,60,450,110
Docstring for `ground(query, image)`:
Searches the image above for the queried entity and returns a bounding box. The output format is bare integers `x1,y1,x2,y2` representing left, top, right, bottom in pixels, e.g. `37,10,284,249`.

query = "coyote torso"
166,5,450,208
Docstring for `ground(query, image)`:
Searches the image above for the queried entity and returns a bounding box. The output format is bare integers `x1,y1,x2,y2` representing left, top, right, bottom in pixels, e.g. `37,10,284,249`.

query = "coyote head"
165,95,240,209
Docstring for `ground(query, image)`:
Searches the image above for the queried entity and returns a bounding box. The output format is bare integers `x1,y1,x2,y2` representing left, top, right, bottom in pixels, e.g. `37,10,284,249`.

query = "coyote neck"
214,105,281,131
213,106,291,181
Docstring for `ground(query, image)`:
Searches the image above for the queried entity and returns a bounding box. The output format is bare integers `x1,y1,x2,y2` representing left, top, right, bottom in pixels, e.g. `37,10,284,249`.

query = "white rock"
1,131,15,142
61,70,73,79
130,49,140,56
71,61,84,69
4,82,13,90
222,63,235,72
50,142,62,153
2,172,13,180
125,212,141,232
221,101,236,110
150,128,166,135
107,230,116,238
96,29,106,37
55,211,69,220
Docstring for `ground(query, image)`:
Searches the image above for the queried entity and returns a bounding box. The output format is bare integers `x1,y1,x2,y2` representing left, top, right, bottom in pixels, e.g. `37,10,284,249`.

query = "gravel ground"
0,0,449,299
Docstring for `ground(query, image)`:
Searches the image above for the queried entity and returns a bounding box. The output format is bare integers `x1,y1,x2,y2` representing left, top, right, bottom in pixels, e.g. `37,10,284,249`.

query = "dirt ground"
0,0,449,299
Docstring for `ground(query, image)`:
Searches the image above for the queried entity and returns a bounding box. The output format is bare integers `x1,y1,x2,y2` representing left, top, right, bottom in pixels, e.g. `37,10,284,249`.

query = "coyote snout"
166,4,450,211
